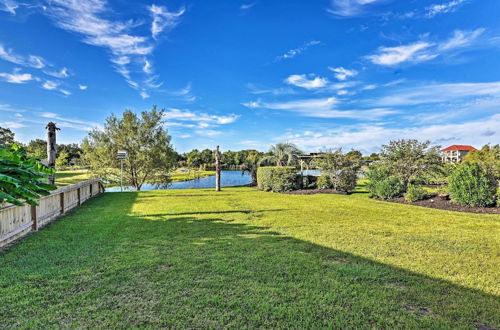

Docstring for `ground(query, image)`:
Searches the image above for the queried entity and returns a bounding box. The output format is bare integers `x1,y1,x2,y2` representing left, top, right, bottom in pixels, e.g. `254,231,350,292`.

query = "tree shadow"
0,192,498,328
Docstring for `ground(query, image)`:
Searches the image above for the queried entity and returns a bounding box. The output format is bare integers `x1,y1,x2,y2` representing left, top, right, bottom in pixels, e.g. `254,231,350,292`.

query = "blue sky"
0,0,499,153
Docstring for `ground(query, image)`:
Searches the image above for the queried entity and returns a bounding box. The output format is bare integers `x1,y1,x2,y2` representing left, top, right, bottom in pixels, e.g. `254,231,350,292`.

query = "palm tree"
260,142,302,166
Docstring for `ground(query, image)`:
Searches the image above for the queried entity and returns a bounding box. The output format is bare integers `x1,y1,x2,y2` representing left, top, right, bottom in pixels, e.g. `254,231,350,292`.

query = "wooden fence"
0,179,103,248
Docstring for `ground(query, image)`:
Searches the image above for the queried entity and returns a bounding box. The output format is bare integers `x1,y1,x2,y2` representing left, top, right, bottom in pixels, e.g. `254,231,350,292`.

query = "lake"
106,170,252,192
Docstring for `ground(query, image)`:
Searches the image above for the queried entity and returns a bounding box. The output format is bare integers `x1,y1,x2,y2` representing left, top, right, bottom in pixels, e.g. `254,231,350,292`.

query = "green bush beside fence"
257,166,300,192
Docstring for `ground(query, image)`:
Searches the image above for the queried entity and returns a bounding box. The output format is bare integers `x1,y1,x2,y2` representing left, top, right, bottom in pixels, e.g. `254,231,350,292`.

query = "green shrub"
335,170,358,193
404,184,427,202
257,166,300,192
448,162,496,207
366,166,404,199
317,174,332,189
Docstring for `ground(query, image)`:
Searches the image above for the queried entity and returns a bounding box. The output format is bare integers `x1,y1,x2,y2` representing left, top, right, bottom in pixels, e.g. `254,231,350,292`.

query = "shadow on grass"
0,192,498,328
135,209,287,217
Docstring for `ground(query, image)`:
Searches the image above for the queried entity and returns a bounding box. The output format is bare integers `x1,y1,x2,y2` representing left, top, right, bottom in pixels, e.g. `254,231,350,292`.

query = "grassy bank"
0,187,498,328
55,169,215,187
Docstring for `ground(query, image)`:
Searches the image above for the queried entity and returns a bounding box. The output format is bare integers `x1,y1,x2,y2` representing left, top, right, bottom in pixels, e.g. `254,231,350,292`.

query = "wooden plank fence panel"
0,179,103,248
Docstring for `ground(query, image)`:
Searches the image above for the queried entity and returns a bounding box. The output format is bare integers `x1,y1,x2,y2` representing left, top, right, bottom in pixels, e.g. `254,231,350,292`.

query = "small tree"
82,107,176,191
449,162,496,207
379,139,442,189
313,149,362,193
464,144,500,181
0,144,56,206
56,150,69,169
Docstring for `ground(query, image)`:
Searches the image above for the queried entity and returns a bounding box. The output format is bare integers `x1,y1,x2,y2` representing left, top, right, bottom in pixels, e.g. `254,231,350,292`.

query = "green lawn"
55,169,215,187
0,187,499,328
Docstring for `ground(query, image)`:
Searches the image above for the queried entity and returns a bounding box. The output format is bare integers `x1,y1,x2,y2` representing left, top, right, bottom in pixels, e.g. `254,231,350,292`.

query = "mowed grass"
54,169,215,186
55,169,91,186
0,187,499,328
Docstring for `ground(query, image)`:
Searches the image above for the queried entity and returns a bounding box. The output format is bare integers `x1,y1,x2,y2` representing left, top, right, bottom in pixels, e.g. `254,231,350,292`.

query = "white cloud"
0,121,26,128
42,80,60,90
0,0,18,15
275,40,321,62
281,114,499,153
425,0,466,18
240,2,257,10
0,70,33,84
44,67,69,78
327,0,383,17
140,91,150,99
0,104,26,112
143,59,153,74
164,108,239,126
439,28,484,51
373,81,500,106
79,84,88,90
246,83,296,95
0,43,52,70
38,112,99,131
59,89,71,96
329,67,358,81
242,96,396,119
367,29,487,66
285,74,329,90
366,41,435,66
0,44,24,64
149,4,185,40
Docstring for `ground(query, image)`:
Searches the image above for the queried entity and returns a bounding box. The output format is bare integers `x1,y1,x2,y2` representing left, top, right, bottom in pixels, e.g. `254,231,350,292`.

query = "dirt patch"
283,189,349,195
403,305,432,318
380,195,500,215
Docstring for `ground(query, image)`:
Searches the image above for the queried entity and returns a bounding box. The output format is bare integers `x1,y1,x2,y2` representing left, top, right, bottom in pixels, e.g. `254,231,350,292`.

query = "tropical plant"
0,144,56,206
241,150,262,185
317,174,332,189
448,162,496,207
260,143,302,167
81,107,176,191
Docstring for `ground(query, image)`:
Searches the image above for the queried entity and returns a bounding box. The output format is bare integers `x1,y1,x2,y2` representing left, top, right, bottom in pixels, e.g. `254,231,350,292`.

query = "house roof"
441,145,477,152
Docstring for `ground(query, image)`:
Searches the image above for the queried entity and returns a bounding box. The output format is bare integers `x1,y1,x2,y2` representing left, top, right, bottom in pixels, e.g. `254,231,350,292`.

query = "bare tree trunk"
215,145,221,191
46,122,60,185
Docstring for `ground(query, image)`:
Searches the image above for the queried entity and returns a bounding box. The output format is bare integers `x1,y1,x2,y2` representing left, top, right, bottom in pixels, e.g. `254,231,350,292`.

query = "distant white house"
441,145,477,163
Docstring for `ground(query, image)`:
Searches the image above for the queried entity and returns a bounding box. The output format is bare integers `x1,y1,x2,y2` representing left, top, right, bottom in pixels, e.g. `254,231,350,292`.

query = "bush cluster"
257,166,300,192
366,166,404,199
317,174,332,189
404,184,427,202
448,162,497,207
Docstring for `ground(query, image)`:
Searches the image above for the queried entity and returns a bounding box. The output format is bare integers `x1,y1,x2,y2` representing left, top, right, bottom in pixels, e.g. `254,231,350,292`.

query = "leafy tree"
56,150,70,169
26,139,47,160
313,149,362,193
464,144,500,181
379,139,442,188
0,144,56,206
260,142,302,166
0,127,16,145
186,149,202,168
82,107,176,191
58,143,83,166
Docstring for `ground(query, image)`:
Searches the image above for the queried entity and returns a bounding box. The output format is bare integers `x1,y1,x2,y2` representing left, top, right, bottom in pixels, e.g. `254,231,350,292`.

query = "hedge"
449,162,497,207
257,166,300,192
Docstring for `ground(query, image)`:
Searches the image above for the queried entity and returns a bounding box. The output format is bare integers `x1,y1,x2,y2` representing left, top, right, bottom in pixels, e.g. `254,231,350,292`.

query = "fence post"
60,191,65,214
77,187,81,206
90,183,93,197
31,205,38,231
